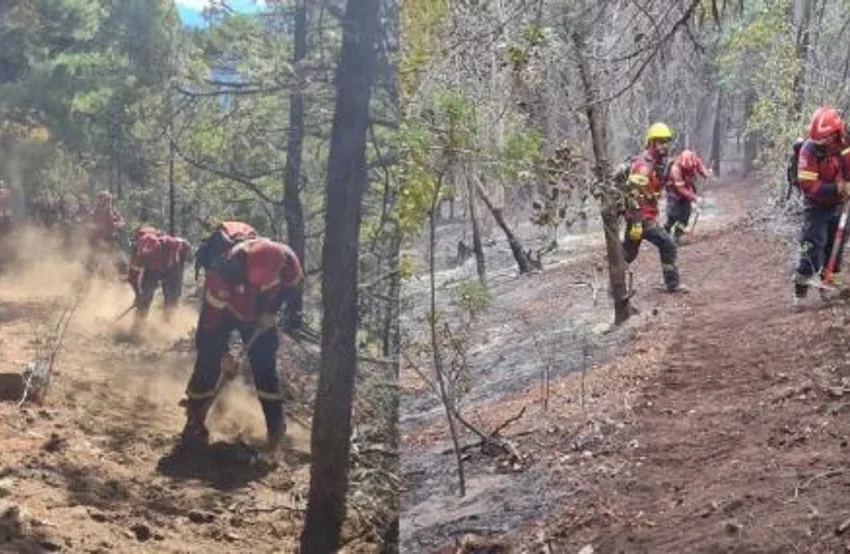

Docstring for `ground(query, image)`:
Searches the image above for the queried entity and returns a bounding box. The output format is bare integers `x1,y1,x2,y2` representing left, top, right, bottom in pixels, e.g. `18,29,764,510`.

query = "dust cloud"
1,225,309,449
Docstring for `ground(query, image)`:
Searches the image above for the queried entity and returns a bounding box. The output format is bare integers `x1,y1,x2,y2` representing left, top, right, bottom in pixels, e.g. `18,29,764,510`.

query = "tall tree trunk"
710,90,724,176
743,89,758,177
168,138,175,235
792,0,812,116
475,181,533,274
694,89,714,158
465,175,486,282
382,231,402,378
299,0,379,551
573,32,632,325
283,0,308,328
428,193,467,496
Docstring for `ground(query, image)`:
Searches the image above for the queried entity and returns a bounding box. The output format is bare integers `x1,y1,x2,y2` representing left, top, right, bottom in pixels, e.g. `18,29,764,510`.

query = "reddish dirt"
408,179,850,553
0,228,383,554
502,186,850,553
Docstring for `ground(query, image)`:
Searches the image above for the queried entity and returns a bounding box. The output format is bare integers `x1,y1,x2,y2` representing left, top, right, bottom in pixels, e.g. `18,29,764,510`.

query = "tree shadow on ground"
3,531,68,554
35,456,256,523
155,440,277,491
98,395,162,457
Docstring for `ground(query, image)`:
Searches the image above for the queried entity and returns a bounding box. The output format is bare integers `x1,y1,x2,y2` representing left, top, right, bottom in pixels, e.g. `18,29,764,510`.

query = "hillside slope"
508,187,850,553
0,229,323,553
402,178,850,553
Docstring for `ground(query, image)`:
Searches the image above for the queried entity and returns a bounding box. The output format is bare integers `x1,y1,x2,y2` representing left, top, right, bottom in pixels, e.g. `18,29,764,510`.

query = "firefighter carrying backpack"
784,138,849,200
612,154,672,214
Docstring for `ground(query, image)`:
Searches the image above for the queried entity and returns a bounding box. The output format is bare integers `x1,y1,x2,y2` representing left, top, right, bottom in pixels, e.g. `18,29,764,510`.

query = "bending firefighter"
792,106,850,307
664,149,711,244
622,122,687,293
181,233,304,452
127,225,191,326
88,190,126,250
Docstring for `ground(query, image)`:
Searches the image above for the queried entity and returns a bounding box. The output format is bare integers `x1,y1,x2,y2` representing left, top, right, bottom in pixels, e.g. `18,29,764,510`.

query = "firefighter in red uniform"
664,149,711,244
75,193,91,222
180,237,304,452
623,122,686,292
793,106,850,306
88,190,126,249
127,225,191,325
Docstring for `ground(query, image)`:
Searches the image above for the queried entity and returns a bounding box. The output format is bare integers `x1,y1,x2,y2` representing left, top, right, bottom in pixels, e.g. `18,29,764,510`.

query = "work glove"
627,221,643,241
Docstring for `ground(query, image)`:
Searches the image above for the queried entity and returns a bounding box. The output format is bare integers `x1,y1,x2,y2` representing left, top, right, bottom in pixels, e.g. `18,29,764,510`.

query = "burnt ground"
0,227,388,554
398,176,850,553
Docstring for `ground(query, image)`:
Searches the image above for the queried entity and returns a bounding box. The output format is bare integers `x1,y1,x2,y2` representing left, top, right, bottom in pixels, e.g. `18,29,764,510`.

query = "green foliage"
0,0,182,211
499,129,545,183
434,89,474,150
714,0,802,176
455,279,491,317
503,23,549,72
395,89,476,233
521,24,549,48
399,253,414,280
400,0,449,105
505,45,528,72
396,121,440,233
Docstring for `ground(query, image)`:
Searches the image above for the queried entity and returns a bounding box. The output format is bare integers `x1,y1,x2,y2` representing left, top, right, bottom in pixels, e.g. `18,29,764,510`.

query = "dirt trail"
401,177,850,553
503,184,850,553
399,179,752,552
0,228,317,553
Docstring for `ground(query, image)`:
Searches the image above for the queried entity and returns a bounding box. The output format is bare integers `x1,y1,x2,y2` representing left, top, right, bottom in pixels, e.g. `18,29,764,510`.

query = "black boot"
662,264,687,293
260,400,286,451
180,398,213,448
130,309,147,334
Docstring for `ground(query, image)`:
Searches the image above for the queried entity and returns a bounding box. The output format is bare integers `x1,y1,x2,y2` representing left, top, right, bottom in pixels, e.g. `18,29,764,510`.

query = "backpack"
612,154,672,213
786,138,805,200
613,154,673,186
194,221,258,279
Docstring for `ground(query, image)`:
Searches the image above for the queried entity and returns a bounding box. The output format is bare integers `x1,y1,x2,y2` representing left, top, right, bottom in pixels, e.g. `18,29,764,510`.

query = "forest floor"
0,228,384,554
401,176,850,553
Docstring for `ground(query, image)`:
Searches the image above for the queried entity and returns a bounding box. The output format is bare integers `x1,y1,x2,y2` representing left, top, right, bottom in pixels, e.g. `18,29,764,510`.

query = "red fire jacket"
200,238,303,328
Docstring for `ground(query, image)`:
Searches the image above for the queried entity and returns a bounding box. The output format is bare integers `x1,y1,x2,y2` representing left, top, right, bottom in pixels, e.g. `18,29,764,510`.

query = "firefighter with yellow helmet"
622,122,688,293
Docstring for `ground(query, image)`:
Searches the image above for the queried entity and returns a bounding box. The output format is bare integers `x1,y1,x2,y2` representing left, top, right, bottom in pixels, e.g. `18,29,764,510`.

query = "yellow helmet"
645,122,673,145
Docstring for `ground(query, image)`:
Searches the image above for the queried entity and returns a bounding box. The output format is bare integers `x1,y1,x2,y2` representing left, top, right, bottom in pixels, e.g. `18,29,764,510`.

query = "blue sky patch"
176,0,266,28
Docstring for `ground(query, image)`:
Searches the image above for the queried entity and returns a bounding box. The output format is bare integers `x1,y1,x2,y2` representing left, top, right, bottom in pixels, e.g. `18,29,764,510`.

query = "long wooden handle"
823,202,850,283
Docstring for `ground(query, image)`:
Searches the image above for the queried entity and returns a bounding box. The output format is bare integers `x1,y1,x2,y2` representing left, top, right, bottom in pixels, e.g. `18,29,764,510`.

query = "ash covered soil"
399,177,850,553
0,228,381,554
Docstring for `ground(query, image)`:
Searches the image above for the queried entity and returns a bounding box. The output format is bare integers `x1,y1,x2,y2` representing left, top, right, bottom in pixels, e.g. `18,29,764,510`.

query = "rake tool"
177,325,268,412
114,300,138,322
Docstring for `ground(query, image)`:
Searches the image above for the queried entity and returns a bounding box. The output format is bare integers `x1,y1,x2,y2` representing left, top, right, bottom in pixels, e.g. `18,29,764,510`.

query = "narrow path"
400,180,761,552
520,188,850,552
